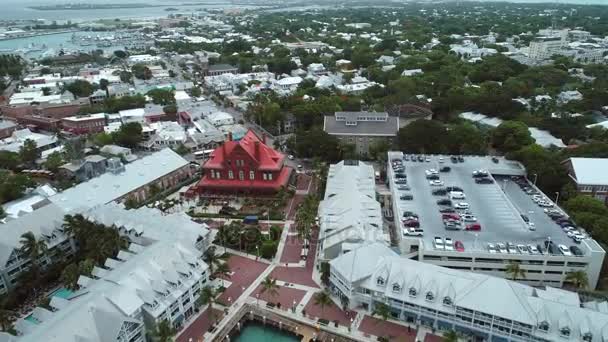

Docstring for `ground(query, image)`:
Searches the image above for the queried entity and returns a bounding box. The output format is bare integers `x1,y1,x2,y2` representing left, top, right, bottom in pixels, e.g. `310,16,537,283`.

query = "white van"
449,191,466,200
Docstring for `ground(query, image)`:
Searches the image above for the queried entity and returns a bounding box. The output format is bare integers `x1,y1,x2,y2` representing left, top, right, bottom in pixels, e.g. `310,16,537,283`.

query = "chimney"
262,133,266,144
228,132,233,141
254,141,260,160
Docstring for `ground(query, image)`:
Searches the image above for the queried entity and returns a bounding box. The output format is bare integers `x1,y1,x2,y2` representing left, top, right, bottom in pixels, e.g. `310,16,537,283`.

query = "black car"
400,194,414,200
398,185,411,191
446,186,464,192
492,157,499,163
395,179,408,184
426,174,440,180
437,199,452,206
458,156,464,162
521,214,529,223
439,208,456,213
403,211,418,218
475,178,494,184
440,166,451,172
570,246,583,255
395,173,406,179
432,188,448,196
417,155,424,162
450,156,458,163
403,155,409,161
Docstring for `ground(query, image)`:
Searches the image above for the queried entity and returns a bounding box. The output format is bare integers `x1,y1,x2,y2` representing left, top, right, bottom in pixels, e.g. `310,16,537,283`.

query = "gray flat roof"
324,115,399,136
389,153,576,253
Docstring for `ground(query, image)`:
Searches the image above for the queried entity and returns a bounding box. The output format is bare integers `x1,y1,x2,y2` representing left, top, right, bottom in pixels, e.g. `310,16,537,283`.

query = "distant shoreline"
28,4,165,11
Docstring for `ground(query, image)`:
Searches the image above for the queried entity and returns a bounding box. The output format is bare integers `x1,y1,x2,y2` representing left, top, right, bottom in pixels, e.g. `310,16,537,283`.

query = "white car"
439,157,444,163
517,244,528,254
488,243,497,253
434,237,444,250
425,169,439,175
566,231,577,238
403,228,424,236
288,155,295,160
425,157,431,162
527,222,536,231
444,238,454,251
462,214,477,222
429,180,444,186
527,244,539,254
449,191,466,200
454,202,470,210
558,244,572,256
497,243,508,253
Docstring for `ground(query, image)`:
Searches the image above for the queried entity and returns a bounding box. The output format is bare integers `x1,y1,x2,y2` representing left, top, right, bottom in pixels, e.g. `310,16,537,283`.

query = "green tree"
214,262,231,287
112,122,143,148
397,120,448,153
320,262,330,286
0,171,34,203
65,80,96,97
147,88,176,106
60,263,80,290
195,286,217,323
313,290,332,319
148,319,176,342
92,132,114,147
191,86,202,98
259,240,278,259
505,261,526,280
565,270,589,289
372,302,391,322
99,78,109,91
19,139,38,166
19,231,48,264
131,64,152,80
0,151,21,170
260,276,280,301
45,151,64,172
443,330,459,342
491,121,534,153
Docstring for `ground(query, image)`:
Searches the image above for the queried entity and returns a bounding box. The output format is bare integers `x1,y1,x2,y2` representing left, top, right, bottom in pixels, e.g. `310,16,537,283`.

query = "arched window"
559,327,570,337
377,277,385,286
392,283,401,293
442,296,452,306
408,287,417,297
426,291,435,302
538,321,549,332
582,332,592,341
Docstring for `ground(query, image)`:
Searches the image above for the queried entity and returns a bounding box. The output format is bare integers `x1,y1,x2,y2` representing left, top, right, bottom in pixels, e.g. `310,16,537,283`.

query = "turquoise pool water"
24,314,40,325
233,322,300,342
50,287,74,299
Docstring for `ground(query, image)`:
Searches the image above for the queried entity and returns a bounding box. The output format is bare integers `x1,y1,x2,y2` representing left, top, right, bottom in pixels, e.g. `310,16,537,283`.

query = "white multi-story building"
317,160,387,262
330,242,608,342
4,203,210,341
529,37,566,60
387,152,605,289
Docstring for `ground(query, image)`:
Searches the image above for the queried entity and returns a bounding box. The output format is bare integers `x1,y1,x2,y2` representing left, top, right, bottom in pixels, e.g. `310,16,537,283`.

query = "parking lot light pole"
555,192,560,205
533,173,538,185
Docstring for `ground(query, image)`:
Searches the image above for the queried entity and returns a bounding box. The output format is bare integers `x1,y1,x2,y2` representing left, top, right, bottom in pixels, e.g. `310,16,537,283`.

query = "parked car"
454,202,470,209
439,208,456,213
517,244,528,254
425,169,439,175
472,170,489,178
465,223,481,231
570,245,583,256
442,213,460,220
520,214,529,223
527,244,539,254
458,156,464,162
426,174,440,180
444,238,454,251
437,199,452,206
488,243,497,253
395,179,408,184
403,227,424,236
403,211,418,218
527,222,536,231
403,155,410,161
558,244,572,256
492,157,499,163
395,173,406,179
462,214,477,222
446,186,463,192
425,156,431,162
449,191,465,200
455,240,464,252
440,166,451,172
450,156,458,163
398,185,411,191
434,237,444,249
445,221,462,230
475,178,494,184
400,194,414,200
432,188,448,196
507,242,518,254
403,220,420,228
429,180,444,186
417,155,424,162
497,243,507,253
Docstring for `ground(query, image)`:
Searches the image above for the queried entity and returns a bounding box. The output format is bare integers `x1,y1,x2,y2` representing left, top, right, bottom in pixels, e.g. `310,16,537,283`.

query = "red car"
403,219,420,228
465,223,481,231
442,213,460,220
455,240,465,252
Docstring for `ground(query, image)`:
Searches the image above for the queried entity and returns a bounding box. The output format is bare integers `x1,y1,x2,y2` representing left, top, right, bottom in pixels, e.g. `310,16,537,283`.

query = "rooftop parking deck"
388,152,581,255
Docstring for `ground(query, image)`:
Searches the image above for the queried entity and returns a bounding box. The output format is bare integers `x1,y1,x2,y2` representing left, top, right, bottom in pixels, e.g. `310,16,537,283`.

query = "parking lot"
391,154,574,253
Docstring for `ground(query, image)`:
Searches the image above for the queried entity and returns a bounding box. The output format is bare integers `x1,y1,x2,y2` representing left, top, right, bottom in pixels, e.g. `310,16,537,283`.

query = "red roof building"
193,130,292,194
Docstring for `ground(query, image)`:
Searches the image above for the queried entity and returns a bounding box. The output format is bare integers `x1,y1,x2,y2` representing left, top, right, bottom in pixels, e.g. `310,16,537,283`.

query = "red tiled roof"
196,167,292,191
203,130,285,171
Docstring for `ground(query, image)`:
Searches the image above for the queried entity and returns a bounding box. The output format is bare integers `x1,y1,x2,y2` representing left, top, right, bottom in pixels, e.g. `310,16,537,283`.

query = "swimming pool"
233,322,300,342
24,314,40,325
49,287,74,300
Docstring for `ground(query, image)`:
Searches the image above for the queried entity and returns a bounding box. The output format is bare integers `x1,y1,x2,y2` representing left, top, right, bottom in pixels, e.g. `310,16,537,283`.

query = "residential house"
563,158,608,205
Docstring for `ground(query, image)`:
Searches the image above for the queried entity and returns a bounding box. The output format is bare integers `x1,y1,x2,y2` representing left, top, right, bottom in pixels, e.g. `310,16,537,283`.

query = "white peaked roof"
568,158,608,186
13,204,209,342
331,243,608,341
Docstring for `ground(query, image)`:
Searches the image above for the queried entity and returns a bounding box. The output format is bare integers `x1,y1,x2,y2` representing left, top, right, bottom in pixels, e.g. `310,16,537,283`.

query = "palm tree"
19,231,48,264
60,263,80,290
260,276,280,301
204,246,220,276
313,290,332,319
372,302,390,323
214,262,231,287
196,286,218,324
443,330,459,342
505,261,526,280
148,319,176,342
565,270,589,289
